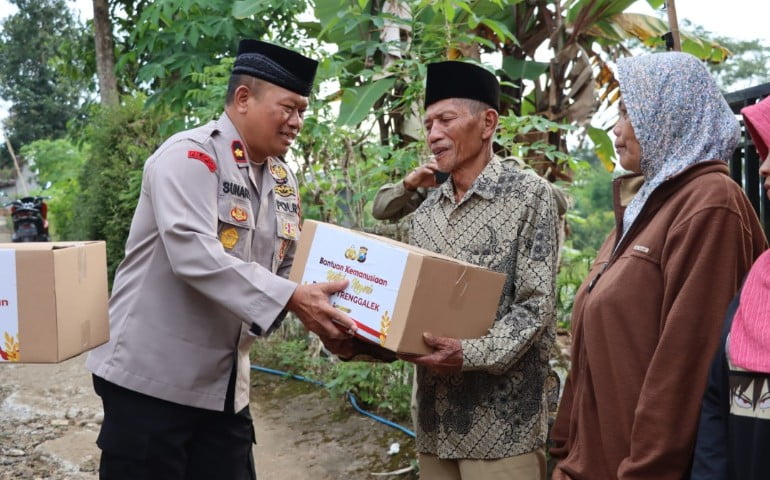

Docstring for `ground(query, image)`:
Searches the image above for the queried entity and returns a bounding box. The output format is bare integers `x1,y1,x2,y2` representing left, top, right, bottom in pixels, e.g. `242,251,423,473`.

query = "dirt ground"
0,216,418,479
0,354,418,480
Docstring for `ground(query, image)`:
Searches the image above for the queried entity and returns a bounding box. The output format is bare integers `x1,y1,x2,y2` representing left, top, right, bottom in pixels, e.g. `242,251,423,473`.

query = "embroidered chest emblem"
281,221,298,239
220,227,239,250
274,184,296,197
269,164,288,184
230,206,248,223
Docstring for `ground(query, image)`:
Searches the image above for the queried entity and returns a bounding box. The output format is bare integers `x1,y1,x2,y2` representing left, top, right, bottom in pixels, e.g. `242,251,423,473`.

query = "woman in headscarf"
549,52,768,480
690,95,770,480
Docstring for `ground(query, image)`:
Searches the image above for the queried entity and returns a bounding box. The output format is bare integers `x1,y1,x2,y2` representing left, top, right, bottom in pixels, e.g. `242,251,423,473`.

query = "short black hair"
225,74,265,105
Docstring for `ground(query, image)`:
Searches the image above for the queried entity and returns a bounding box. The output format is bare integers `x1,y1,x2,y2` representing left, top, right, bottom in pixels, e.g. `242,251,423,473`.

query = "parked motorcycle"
2,194,50,242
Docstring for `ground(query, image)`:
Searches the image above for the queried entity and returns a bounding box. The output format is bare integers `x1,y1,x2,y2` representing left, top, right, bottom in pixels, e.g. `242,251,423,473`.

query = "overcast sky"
0,0,767,142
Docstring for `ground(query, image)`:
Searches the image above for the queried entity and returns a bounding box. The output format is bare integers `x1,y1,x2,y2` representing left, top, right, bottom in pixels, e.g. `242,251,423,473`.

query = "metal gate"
725,82,770,238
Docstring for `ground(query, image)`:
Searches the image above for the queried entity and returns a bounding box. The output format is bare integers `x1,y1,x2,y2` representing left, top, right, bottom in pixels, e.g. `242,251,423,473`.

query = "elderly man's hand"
286,280,356,340
404,160,444,191
400,333,463,374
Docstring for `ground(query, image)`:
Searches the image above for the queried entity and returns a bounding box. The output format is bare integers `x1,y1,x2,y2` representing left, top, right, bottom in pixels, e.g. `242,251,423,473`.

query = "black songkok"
424,61,500,112
232,39,318,97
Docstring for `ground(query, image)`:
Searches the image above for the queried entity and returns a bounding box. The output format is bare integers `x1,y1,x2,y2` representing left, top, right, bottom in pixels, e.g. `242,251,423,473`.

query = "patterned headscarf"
617,52,740,236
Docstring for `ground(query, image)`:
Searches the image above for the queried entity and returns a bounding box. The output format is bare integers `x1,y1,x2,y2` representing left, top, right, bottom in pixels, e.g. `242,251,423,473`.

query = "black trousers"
93,375,257,480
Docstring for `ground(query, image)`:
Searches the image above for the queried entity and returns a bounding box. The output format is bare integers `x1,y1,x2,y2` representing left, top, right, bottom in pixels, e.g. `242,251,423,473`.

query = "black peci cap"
424,61,500,112
232,39,319,97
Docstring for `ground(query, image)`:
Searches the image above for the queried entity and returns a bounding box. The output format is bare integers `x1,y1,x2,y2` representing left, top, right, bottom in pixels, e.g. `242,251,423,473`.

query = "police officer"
86,39,355,480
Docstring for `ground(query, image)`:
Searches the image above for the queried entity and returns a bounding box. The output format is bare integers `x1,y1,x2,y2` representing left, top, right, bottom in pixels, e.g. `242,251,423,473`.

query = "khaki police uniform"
87,112,302,413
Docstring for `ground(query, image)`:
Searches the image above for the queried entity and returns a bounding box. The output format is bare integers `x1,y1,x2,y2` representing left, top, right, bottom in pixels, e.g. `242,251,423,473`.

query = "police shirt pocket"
218,198,254,257
276,212,300,241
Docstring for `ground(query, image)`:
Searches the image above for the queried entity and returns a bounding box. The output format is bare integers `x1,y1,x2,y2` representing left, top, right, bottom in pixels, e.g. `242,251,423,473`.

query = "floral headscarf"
617,52,740,236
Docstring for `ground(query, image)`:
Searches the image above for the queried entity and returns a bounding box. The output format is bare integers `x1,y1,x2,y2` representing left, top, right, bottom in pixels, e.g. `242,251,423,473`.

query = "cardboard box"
0,241,109,363
290,220,506,355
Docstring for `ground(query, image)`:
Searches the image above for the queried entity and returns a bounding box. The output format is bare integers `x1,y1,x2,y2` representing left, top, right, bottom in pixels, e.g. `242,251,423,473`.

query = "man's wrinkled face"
423,99,486,174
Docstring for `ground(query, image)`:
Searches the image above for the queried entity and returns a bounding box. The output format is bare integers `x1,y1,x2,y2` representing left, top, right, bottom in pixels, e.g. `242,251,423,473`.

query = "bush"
556,161,616,328
250,319,414,423
19,138,86,240
76,96,170,283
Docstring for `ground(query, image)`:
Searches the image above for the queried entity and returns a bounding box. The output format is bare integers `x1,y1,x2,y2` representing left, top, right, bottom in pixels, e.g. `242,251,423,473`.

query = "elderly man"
391,61,558,480
86,39,354,480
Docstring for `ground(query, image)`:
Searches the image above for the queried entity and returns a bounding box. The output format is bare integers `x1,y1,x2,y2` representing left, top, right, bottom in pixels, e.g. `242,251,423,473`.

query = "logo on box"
344,245,368,263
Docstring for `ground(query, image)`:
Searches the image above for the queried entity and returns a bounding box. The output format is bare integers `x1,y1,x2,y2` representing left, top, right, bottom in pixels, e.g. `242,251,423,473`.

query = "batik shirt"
409,156,559,459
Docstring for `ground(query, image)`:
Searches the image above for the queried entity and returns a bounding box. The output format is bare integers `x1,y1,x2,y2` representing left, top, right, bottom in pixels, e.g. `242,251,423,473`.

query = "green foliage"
496,115,577,170
567,156,614,252
77,96,170,282
0,0,95,165
294,0,595,228
250,328,414,421
325,360,413,418
586,126,616,171
555,155,615,327
18,139,87,240
686,22,770,90
0,167,13,184
294,108,425,227
338,78,397,127
186,57,234,123
124,0,310,131
253,338,322,376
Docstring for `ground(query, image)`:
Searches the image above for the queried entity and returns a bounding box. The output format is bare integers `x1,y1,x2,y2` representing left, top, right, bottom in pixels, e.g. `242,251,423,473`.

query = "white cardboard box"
290,220,506,355
0,241,109,363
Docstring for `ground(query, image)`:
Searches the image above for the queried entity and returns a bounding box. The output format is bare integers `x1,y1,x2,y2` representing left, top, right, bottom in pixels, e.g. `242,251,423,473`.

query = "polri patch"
269,163,288,184
273,184,296,197
188,150,216,172
276,199,299,214
232,140,247,163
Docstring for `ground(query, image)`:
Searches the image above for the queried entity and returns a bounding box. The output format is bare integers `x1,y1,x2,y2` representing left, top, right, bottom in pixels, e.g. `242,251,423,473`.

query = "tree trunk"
92,0,119,106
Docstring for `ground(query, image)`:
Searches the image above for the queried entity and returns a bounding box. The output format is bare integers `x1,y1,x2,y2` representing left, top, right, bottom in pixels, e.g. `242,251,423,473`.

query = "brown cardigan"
550,162,768,480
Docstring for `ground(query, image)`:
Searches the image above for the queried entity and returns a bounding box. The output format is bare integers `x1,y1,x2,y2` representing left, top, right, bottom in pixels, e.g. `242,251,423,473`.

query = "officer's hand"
286,280,356,340
404,161,445,191
398,333,462,374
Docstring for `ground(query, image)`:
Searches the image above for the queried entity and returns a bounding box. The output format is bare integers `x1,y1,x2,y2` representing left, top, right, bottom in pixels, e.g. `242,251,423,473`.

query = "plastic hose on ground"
250,364,415,438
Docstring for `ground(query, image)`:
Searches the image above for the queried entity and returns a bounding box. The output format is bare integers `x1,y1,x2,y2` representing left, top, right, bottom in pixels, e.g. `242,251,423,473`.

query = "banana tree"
310,0,731,179
474,0,731,176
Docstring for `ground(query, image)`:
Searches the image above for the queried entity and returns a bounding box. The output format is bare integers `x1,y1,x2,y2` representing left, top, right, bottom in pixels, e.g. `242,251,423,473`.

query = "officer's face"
243,82,309,162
